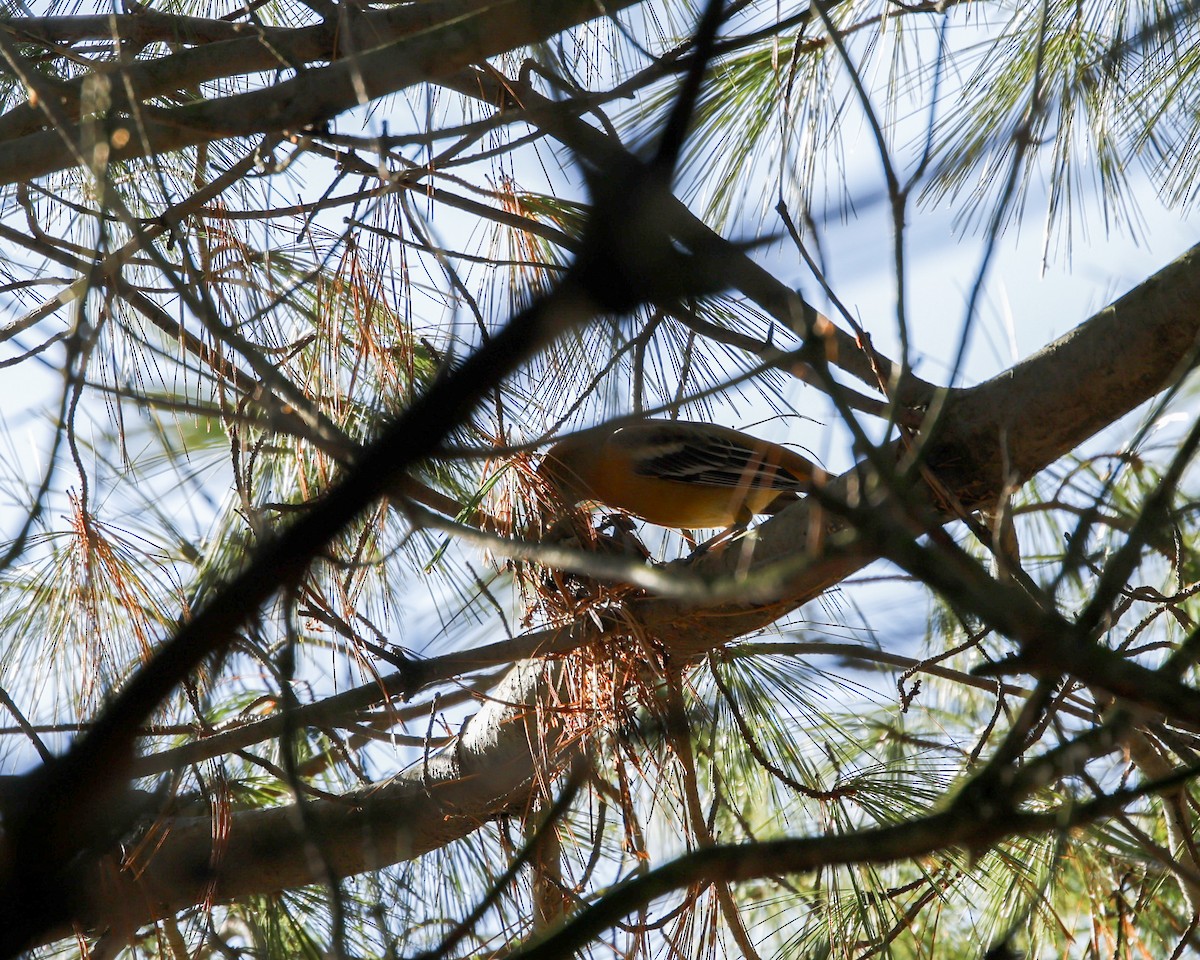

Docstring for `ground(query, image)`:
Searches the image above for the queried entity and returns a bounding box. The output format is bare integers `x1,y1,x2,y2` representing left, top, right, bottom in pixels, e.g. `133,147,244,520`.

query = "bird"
539,419,819,533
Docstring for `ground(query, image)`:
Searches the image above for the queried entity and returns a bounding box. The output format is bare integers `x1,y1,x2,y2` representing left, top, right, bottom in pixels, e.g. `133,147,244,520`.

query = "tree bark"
0,0,642,185
640,241,1200,651
47,662,560,946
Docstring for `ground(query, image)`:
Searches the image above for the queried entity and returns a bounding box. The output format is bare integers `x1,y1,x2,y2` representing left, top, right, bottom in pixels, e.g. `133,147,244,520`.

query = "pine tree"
0,1,1199,957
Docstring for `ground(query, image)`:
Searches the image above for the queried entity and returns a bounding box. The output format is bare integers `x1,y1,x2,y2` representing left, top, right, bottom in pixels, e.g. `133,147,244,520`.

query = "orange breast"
581,466,782,528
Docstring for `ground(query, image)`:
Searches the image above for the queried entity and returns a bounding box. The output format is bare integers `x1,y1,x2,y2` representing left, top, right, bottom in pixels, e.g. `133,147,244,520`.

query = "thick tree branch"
638,241,1200,651
0,0,643,185
37,663,561,947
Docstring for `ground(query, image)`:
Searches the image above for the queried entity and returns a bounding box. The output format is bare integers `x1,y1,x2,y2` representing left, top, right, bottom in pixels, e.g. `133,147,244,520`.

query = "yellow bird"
540,419,818,531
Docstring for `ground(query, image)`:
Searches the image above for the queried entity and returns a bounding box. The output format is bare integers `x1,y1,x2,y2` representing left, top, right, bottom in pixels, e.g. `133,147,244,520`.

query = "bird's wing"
612,423,807,490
